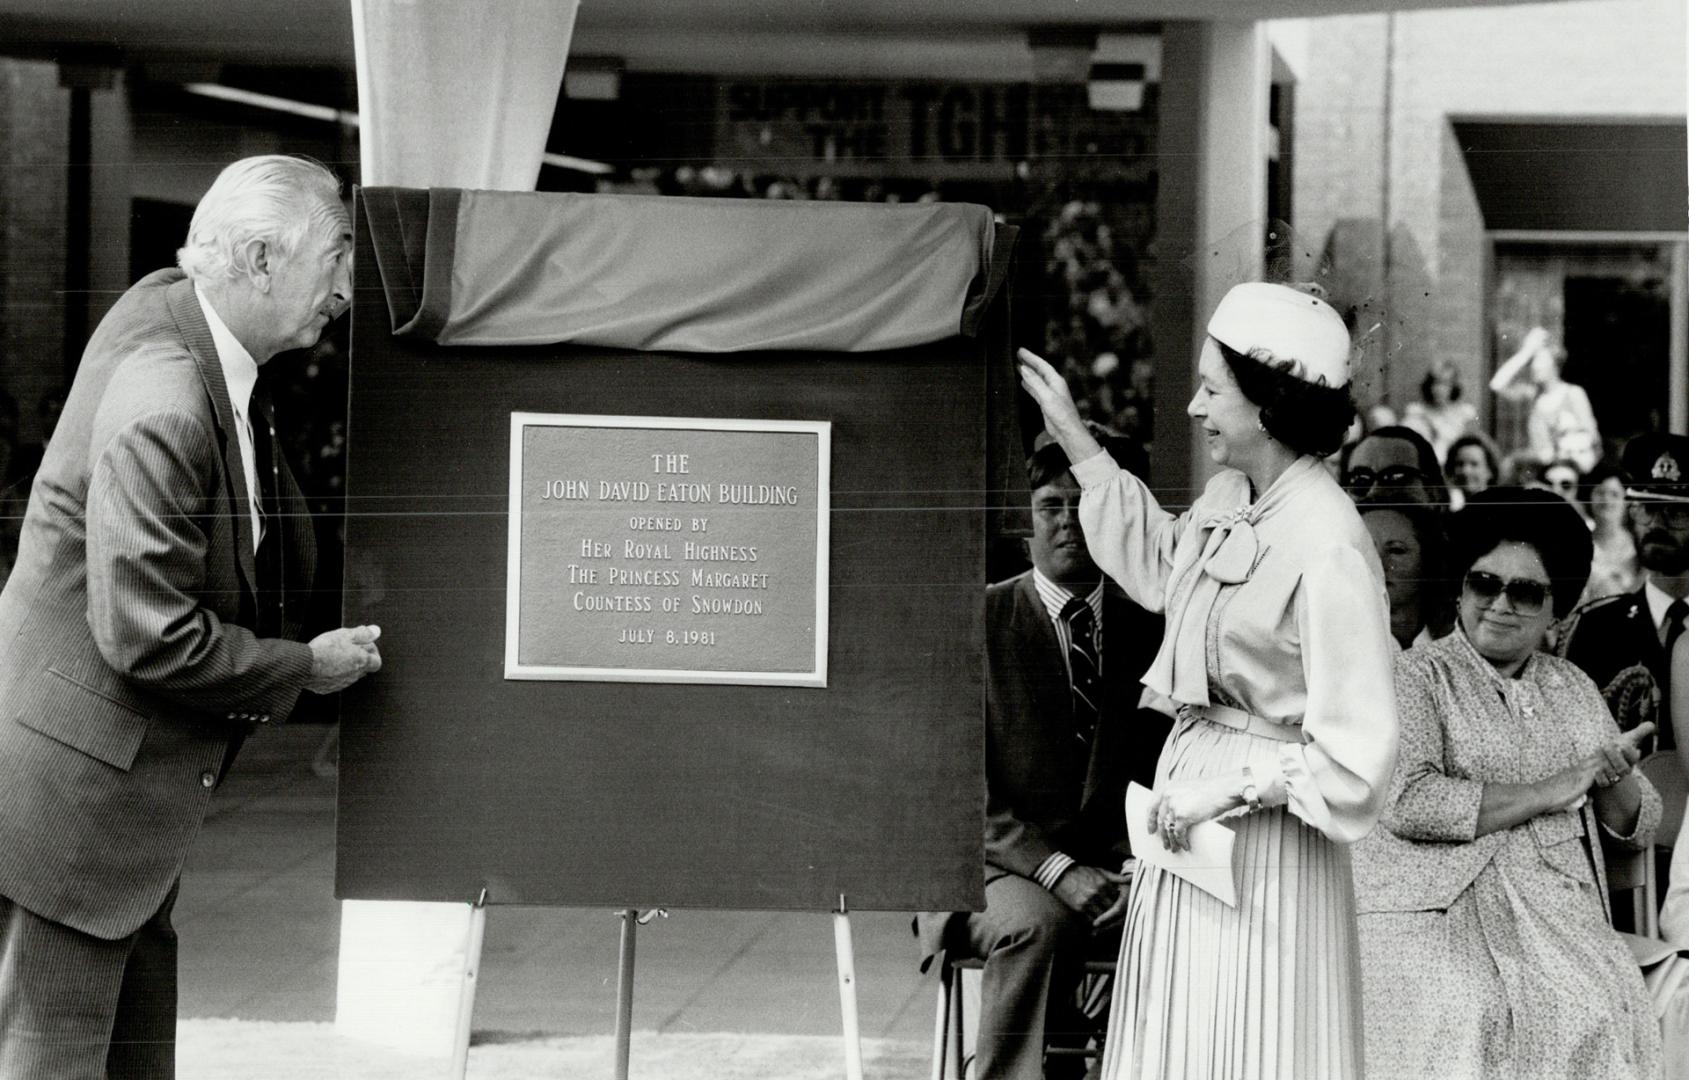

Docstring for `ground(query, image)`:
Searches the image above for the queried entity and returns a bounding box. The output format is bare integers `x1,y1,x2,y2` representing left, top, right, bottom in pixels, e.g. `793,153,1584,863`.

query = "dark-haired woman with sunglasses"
1019,281,1398,1080
1352,486,1662,1079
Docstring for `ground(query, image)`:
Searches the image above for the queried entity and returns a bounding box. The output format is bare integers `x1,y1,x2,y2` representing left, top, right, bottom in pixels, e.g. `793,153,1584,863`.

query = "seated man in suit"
918,430,1169,1080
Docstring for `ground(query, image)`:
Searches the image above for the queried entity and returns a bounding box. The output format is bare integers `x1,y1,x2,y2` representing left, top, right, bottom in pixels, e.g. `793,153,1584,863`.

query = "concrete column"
58,61,127,380
0,59,70,445
86,74,133,335
1152,20,1271,499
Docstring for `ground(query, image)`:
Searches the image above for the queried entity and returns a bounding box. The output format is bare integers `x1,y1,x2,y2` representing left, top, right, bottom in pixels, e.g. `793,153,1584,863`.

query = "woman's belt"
1177,702,1305,744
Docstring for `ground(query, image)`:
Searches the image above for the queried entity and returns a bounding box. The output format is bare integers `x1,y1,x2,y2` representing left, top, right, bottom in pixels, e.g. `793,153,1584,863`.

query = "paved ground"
179,725,942,1043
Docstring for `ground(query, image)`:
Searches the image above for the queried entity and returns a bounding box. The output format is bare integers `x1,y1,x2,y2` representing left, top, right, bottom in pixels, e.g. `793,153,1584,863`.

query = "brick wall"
1289,0,1685,423
1435,117,1488,430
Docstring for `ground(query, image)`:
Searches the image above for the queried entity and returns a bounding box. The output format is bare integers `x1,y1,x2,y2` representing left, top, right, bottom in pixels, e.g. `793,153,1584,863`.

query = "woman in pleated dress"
1017,281,1399,1080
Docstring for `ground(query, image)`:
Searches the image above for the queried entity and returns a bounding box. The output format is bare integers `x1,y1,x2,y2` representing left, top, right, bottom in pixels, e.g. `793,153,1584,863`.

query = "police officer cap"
1621,433,1689,503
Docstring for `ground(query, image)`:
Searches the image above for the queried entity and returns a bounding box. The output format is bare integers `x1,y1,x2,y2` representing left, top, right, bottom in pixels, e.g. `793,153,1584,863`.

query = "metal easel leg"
615,909,639,1080
611,907,667,1080
450,889,489,1080
834,896,864,1080
930,952,953,1080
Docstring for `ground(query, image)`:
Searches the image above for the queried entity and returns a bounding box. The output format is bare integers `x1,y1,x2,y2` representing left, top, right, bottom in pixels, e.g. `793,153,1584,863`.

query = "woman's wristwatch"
1239,766,1263,813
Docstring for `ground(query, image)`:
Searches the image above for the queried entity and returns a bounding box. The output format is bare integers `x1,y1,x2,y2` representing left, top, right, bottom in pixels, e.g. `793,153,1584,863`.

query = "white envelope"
1125,781,1239,908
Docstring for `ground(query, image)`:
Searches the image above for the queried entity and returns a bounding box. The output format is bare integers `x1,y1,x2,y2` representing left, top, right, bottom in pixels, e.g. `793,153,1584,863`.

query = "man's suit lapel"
1634,587,1665,666
1011,572,1071,725
164,277,260,601
1013,574,1115,802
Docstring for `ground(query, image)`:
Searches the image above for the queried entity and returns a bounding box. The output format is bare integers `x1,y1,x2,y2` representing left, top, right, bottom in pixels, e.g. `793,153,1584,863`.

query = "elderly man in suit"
919,432,1169,1080
0,155,382,1079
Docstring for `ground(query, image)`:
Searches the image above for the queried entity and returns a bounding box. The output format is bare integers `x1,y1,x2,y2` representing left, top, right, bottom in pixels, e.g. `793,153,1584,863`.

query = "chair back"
1607,847,1649,889
1640,751,1688,847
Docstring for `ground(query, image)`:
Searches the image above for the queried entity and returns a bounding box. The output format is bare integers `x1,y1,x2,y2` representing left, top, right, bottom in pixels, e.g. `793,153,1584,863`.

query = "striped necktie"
249,388,284,636
1060,597,1101,746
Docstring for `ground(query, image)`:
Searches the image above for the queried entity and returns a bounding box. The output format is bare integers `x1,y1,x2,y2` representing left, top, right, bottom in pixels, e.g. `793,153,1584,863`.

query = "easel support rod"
834,893,864,1080
614,909,639,1080
450,888,489,1080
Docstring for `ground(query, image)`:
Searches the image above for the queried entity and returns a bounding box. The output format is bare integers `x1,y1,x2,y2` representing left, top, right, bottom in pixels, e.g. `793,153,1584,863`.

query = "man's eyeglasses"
1629,499,1689,530
1343,465,1430,498
1463,570,1551,615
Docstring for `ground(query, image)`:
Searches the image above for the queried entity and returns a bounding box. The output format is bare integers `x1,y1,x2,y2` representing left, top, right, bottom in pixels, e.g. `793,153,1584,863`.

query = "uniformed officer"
1558,432,1689,759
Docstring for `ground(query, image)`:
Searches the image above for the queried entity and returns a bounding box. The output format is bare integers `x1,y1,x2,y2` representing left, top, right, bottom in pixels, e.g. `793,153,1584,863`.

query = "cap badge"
1652,453,1682,482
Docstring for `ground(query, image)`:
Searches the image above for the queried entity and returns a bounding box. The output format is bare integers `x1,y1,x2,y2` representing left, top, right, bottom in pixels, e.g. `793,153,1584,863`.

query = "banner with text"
715,79,1154,181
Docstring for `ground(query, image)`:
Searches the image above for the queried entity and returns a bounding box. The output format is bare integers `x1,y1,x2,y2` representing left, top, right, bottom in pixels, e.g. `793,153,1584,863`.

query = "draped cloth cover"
359,187,1009,354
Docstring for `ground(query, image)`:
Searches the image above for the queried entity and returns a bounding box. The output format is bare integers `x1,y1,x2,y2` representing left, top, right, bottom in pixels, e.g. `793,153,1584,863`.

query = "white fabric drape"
351,0,579,190
339,0,577,1058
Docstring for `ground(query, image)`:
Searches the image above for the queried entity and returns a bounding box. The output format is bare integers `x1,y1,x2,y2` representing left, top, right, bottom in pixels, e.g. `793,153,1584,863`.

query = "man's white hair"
176,155,343,283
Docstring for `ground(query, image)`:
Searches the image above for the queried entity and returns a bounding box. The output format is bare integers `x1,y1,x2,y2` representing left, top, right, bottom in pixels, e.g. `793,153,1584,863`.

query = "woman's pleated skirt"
1100,714,1365,1080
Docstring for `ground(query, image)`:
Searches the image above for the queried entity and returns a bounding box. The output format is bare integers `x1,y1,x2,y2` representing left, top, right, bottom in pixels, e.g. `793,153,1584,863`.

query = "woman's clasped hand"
1563,721,1652,795
1145,775,1243,854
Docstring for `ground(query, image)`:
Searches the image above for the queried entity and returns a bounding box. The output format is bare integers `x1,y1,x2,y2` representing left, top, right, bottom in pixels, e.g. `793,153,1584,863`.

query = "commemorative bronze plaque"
505,413,830,686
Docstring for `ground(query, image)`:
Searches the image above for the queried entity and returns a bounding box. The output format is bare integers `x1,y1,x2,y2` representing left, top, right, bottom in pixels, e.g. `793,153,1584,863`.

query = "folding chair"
1608,846,1658,937
1640,751,1687,854
930,950,1117,1080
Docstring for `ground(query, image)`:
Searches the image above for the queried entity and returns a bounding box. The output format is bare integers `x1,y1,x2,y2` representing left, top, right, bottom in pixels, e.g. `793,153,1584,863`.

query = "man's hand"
1051,864,1130,929
306,624,382,694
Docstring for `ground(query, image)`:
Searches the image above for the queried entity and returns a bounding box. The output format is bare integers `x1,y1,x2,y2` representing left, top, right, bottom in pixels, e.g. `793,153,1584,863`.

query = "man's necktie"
1661,599,1689,733
249,388,284,636
1060,597,1101,746
1666,599,1688,658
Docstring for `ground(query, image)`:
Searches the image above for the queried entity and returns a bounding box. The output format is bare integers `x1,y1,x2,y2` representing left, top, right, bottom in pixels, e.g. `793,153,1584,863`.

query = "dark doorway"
129,198,194,283
1563,274,1671,457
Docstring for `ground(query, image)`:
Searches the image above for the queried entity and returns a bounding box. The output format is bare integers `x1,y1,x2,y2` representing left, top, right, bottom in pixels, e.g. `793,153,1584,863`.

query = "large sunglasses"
1344,465,1430,497
1463,570,1551,615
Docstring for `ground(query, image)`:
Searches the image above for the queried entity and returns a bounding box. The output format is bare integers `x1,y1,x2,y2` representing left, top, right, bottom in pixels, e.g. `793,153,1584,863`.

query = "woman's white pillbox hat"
1206,282,1352,388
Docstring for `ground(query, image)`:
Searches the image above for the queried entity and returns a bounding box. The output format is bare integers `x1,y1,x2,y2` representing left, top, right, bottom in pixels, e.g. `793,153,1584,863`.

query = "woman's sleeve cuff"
1069,449,1119,490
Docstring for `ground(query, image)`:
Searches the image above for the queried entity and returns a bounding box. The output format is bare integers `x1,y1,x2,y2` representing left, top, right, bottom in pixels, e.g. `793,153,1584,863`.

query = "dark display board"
335,193,995,912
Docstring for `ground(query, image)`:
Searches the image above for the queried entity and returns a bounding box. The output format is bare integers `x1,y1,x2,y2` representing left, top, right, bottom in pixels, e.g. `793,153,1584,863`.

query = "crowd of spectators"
1035,199,1156,449
1345,325,1637,607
